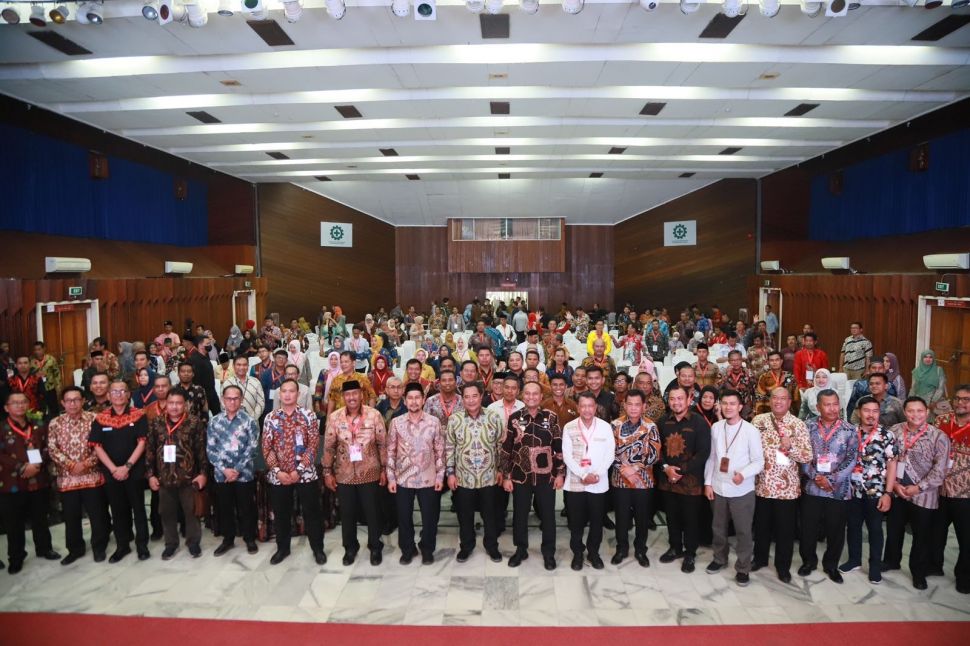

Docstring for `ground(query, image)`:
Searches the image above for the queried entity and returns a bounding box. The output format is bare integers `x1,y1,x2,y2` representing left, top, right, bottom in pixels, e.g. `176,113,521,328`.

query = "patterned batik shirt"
656,411,711,496
751,412,814,500
851,425,897,499
145,414,208,488
694,361,720,388
177,382,209,421
610,416,661,489
0,418,50,493
263,407,321,485
47,412,103,492
802,418,859,501
445,408,504,489
889,422,950,510
207,410,259,483
754,371,801,416
30,354,61,393
424,393,464,429
327,372,377,411
323,405,386,485
937,414,970,499
500,408,564,486
387,412,445,489
717,368,757,418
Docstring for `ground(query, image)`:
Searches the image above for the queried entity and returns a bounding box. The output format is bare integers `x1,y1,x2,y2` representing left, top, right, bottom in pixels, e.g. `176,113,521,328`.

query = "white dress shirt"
562,417,616,494
704,418,765,497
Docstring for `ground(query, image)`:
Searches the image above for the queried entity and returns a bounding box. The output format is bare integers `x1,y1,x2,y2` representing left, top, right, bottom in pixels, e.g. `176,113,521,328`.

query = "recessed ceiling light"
495,130,509,135
301,135,314,139
220,80,242,87
759,72,780,80
490,101,510,115
488,73,508,80
589,172,603,178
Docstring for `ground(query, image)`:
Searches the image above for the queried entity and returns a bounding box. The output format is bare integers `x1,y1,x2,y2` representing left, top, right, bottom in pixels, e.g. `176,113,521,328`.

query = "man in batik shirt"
716,350,756,420
755,351,800,416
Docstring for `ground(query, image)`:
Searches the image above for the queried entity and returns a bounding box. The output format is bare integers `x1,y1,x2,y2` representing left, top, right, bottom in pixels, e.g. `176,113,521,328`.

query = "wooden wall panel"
746,274,970,379
0,231,255,280
396,225,613,312
446,219,566,273
208,177,257,246
615,179,757,317
0,277,267,359
258,184,396,321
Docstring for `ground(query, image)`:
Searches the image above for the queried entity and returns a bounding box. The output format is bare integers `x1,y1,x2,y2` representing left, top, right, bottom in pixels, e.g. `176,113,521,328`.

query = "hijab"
912,349,945,400
287,339,306,370
132,367,156,409
331,336,345,353
370,334,385,368
226,325,244,354
118,342,136,381
371,355,393,396
801,368,832,418
323,351,341,403
695,385,720,425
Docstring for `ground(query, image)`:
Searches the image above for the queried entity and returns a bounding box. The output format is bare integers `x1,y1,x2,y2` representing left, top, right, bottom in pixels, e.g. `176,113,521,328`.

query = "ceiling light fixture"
800,0,822,15
950,0,968,7
562,0,583,13
485,0,503,13
680,0,701,13
825,0,848,16
240,0,265,19
722,0,745,16
758,0,779,15
49,4,69,22
466,0,485,11
326,0,345,19
184,1,207,26
142,1,158,20
392,0,410,16
924,0,943,6
158,0,186,24
415,0,436,19
217,0,234,15
29,4,47,25
76,1,104,24
282,0,303,21
847,0,862,8
1,5,19,23
639,0,658,9
519,0,539,13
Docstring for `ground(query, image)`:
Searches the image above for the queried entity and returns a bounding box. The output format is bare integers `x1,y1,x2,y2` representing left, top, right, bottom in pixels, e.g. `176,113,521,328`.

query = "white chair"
308,353,326,381
73,368,84,389
674,349,696,365
657,365,677,393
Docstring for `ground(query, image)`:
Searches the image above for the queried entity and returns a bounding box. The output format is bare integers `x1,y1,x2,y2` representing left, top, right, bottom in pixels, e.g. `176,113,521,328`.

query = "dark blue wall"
809,127,970,242
0,123,207,246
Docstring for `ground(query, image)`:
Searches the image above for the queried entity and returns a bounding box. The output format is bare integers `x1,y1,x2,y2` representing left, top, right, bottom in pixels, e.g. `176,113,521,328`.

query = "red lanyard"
771,371,783,388
348,414,363,442
441,395,457,418
857,426,880,455
819,420,842,445
165,414,187,439
944,418,970,446
9,419,33,447
903,424,929,452
578,418,596,455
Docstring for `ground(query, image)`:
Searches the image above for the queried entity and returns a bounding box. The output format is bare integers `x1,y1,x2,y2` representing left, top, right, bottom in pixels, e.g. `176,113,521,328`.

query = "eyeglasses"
63,397,83,403
954,396,970,403
223,397,241,402
109,389,128,395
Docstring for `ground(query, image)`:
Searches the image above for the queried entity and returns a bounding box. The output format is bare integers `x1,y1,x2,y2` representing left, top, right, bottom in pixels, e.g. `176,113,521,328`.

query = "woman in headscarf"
117,342,136,382
453,336,473,364
884,352,907,400
420,332,439,356
414,348,437,383
286,339,306,373
430,345,454,377
443,331,456,352
132,367,156,409
798,368,834,421
409,316,425,341
331,335,345,354
687,330,706,353
912,349,947,415
225,325,244,358
694,385,721,428
240,329,257,357
370,355,394,399
320,351,342,408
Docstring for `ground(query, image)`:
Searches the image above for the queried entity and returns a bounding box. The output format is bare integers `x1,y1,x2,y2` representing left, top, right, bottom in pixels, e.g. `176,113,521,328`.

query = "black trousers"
884,497,935,580
396,486,440,556
799,494,848,571
104,476,149,551
0,490,53,563
753,495,798,574
613,487,654,554
565,490,606,556
663,490,703,557
337,481,382,553
270,481,323,553
62,486,110,557
454,486,499,552
214,480,257,544
932,497,970,589
495,485,510,531
150,489,161,534
512,480,556,557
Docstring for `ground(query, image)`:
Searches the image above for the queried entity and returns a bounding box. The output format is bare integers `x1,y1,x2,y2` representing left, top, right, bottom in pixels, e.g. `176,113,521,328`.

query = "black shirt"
656,411,711,496
88,406,148,479
591,389,619,422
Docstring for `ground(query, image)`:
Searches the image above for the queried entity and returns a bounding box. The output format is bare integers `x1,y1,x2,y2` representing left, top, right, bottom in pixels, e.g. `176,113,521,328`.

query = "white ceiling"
1,0,968,224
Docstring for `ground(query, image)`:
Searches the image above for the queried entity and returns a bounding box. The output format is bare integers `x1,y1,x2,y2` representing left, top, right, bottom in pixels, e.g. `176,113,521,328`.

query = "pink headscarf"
287,339,306,371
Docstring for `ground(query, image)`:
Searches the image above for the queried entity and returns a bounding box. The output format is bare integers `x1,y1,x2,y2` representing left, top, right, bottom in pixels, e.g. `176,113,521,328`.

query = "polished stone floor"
0,496,967,627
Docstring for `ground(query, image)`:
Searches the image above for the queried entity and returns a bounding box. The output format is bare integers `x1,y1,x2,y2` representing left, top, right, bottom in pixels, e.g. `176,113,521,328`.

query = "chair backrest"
74,368,84,389
657,365,677,393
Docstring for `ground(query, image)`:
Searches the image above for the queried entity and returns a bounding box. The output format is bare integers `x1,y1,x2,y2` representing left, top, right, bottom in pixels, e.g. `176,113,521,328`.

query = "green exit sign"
68,286,83,297
936,282,950,293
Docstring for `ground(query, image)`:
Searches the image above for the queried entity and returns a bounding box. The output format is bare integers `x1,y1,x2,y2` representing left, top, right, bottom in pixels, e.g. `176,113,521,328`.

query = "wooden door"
929,303,970,391
234,292,250,329
41,306,89,388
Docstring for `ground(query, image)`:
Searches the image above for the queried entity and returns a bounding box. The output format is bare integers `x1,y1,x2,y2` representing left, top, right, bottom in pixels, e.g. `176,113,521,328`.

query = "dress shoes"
246,541,259,555
61,553,84,566
342,551,357,566
269,550,290,565
214,541,234,557
137,547,150,561
109,548,131,564
161,546,178,561
370,550,383,566
797,564,815,577
543,556,556,571
706,561,726,574
7,561,23,575
93,552,106,563
508,551,529,568
456,548,472,563
750,561,768,572
611,551,627,565
880,561,900,572
824,568,843,584
913,577,928,591
314,551,327,565
571,554,584,571
635,552,650,568
778,571,792,584
659,548,684,564
41,550,61,561
486,548,502,563
681,556,696,573
588,554,605,570
400,551,414,565
421,551,434,565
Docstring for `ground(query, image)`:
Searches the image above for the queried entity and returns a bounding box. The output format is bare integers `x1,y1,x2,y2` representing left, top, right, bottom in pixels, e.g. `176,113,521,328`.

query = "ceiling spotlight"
924,0,943,6
758,0,779,15
562,0,583,13
800,0,822,15
519,0,539,13
77,1,104,24
142,1,159,20
326,0,345,19
1,6,20,23
722,0,745,16
392,0,410,16
184,1,207,26
951,0,968,7
466,0,485,10
825,0,847,16
485,0,503,13
240,0,265,19
158,0,186,24
639,0,658,9
847,0,861,8
415,0,436,18
282,0,302,21
680,0,701,13
49,5,69,23
217,0,233,15
29,5,47,25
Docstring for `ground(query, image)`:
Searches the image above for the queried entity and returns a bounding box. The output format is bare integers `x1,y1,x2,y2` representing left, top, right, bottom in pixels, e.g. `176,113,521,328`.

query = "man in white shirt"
222,355,266,421
273,365,313,411
496,314,516,346
515,330,546,366
347,325,371,374
714,331,748,365
704,388,765,586
562,391,616,571
512,309,529,344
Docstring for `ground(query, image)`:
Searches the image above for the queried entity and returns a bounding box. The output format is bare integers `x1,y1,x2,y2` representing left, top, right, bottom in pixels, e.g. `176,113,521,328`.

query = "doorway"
35,299,100,387
486,290,529,310
232,290,257,329
758,287,783,348
917,296,970,389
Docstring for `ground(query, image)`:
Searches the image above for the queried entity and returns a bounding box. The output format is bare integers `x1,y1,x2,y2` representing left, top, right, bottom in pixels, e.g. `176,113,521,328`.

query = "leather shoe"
370,550,382,566
611,551,627,565
161,546,177,561
880,561,900,572
314,551,327,565
635,552,650,568
508,551,528,568
543,556,556,571
269,550,290,565
456,548,472,563
588,554,605,570
681,556,696,573
706,561,726,574
7,561,23,575
659,549,684,564
246,541,259,555
736,572,750,587
109,548,131,564
41,550,62,561
400,551,414,565
421,552,434,565
189,544,201,558
825,568,843,584
750,560,768,572
913,577,928,591
61,553,83,566
571,554,583,571
93,552,106,563
342,551,357,566
214,541,234,557
137,548,150,561
487,549,502,563
797,564,815,577
778,571,792,584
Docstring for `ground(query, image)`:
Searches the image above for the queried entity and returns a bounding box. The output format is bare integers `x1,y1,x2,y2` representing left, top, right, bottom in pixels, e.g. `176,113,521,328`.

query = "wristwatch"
124,461,134,469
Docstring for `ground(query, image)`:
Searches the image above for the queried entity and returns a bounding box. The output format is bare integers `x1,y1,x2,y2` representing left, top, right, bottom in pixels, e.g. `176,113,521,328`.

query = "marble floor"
0,499,968,627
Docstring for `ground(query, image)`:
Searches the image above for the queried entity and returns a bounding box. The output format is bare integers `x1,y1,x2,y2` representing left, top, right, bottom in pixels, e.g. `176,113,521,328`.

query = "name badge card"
295,432,305,455
164,445,177,463
652,345,659,353
27,449,43,464
719,456,730,473
775,450,790,466
806,369,815,381
580,458,591,468
817,453,832,474
851,467,863,483
896,462,906,481
349,443,363,463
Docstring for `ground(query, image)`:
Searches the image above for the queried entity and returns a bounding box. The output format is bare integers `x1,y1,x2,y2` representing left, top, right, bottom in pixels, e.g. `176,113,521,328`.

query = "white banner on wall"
321,222,353,247
663,220,697,247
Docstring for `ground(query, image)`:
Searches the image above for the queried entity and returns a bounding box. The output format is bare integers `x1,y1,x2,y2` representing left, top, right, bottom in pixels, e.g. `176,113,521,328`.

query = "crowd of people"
0,298,966,599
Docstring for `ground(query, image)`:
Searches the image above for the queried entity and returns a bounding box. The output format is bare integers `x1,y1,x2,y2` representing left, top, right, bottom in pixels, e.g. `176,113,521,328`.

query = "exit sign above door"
68,286,83,297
